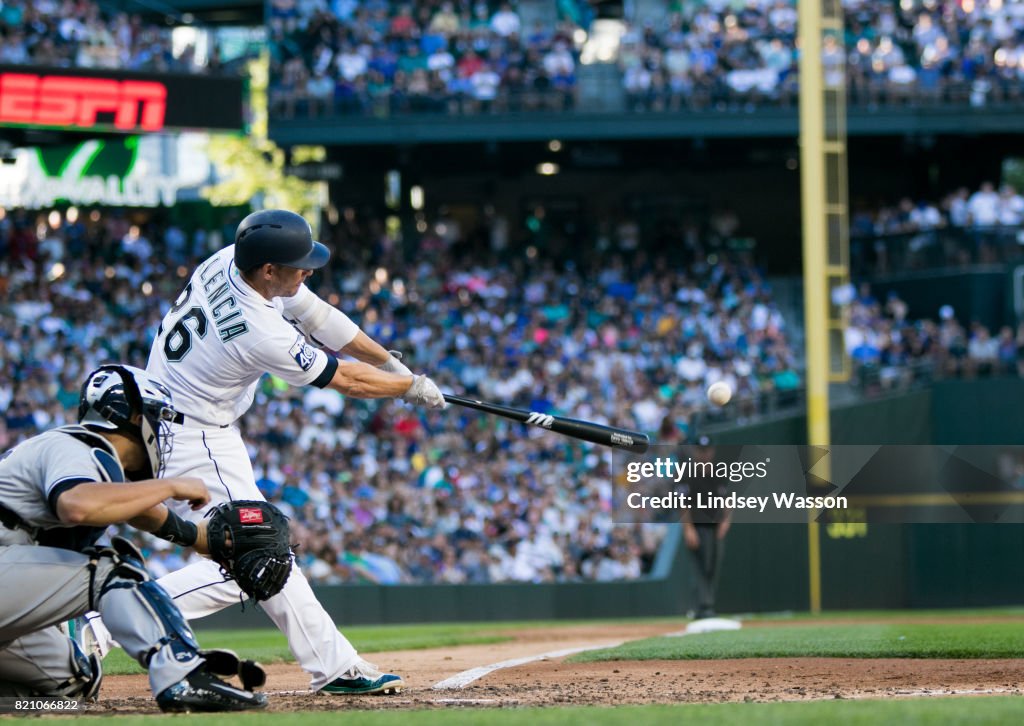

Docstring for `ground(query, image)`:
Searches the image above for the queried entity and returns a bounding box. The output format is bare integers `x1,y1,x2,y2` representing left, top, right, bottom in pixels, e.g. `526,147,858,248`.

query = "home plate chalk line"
430,630,691,691
270,624,722,693
431,641,628,690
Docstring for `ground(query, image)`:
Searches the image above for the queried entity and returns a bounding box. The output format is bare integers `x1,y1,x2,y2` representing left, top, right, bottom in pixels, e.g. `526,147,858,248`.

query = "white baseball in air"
706,381,732,406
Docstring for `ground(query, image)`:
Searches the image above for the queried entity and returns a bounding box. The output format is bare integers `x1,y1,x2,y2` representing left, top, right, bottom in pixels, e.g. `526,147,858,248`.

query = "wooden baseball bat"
443,394,651,453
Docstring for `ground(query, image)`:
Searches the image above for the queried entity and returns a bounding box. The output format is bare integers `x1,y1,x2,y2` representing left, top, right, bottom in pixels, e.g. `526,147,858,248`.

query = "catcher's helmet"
233,209,330,271
78,365,182,478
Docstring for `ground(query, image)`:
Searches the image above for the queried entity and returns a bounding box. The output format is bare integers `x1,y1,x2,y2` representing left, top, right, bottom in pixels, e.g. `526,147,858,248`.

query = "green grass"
741,607,1024,621
572,622,1024,662
62,698,1024,725
102,611,1024,675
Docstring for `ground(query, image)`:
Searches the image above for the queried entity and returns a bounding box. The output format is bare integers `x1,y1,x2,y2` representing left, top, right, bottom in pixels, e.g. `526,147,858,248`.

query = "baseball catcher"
205,501,293,602
0,365,267,711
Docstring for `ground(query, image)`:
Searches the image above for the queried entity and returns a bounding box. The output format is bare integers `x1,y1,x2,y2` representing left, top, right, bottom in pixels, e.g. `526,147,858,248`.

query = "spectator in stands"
968,182,1002,228
997,326,1018,376
307,68,336,115
998,184,1024,226
909,199,943,231
429,2,460,37
470,61,501,112
967,323,1000,378
947,187,972,228
490,3,520,38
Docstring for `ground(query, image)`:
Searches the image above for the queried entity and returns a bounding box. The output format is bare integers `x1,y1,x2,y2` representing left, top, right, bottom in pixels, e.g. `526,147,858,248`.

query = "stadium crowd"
0,206,796,584
844,282,1024,391
0,0,231,73
270,0,580,117
850,180,1024,273
619,0,1024,111
4,0,1022,115
269,0,1024,117
854,181,1024,235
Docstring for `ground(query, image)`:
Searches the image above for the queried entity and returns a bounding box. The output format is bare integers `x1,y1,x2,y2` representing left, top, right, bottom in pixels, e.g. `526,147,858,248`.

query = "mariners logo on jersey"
289,336,317,372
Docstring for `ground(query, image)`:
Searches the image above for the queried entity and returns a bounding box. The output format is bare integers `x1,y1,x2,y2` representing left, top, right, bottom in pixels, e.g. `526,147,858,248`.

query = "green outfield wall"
196,381,1024,628
869,269,1013,332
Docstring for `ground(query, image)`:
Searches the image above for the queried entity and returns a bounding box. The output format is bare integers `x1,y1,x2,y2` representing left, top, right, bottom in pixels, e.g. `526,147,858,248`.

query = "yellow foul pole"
798,0,829,614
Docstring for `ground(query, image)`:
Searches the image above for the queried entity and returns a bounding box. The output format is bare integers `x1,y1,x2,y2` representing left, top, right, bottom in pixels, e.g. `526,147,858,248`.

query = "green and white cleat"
321,660,404,695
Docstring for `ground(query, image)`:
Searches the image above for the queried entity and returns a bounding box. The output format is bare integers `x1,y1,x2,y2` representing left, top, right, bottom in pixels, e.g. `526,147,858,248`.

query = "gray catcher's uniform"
0,425,205,698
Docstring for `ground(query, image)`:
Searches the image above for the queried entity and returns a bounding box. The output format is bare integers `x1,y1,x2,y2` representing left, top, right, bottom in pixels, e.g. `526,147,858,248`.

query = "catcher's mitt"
206,500,293,602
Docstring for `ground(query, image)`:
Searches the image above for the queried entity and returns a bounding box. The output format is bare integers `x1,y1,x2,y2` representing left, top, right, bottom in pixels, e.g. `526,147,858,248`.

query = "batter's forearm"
340,331,391,366
328,361,412,398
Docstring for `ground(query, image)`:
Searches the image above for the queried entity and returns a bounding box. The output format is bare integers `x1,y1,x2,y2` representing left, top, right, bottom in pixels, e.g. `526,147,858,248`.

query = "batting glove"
403,374,447,409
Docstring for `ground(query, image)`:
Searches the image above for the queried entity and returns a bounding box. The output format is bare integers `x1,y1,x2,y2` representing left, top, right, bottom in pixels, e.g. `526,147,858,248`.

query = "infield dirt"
89,620,1024,714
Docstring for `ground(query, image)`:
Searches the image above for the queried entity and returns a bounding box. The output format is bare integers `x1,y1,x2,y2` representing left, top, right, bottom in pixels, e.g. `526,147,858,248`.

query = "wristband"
154,509,199,547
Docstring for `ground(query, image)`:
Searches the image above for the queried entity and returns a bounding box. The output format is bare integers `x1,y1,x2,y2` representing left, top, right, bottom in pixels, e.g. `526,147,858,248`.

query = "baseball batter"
0,365,266,711
90,209,445,694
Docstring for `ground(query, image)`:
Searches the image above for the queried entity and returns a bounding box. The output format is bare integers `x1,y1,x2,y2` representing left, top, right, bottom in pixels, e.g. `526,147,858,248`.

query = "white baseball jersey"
146,245,339,426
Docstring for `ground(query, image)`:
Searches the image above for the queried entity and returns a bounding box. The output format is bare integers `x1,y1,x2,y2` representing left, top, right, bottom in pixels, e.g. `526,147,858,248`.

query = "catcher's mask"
78,364,182,478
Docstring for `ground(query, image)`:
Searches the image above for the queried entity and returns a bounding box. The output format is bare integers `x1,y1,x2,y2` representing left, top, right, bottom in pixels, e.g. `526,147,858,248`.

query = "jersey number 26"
162,283,209,362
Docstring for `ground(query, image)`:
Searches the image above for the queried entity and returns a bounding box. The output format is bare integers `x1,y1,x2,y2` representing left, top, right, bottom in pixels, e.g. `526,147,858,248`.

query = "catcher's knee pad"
86,536,150,608
52,640,102,701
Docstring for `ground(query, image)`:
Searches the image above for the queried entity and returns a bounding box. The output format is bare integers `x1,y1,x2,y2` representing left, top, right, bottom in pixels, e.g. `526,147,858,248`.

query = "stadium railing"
851,226,1024,277
268,77,1024,121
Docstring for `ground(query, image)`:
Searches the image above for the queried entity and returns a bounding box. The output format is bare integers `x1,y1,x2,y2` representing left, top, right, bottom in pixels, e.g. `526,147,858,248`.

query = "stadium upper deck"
266,1,1024,145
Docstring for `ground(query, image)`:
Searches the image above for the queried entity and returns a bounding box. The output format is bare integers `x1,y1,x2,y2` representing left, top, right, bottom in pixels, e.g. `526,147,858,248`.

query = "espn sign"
0,73,166,132
0,65,244,133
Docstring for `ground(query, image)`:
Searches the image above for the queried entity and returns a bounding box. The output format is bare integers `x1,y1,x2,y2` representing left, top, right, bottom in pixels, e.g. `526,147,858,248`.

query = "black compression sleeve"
153,509,199,547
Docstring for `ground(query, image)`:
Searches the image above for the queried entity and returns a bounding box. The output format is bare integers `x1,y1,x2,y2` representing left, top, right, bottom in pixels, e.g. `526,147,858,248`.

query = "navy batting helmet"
234,209,330,271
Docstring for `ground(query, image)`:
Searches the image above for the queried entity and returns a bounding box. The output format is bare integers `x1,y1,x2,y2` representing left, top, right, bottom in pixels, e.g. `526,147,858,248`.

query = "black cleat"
157,667,268,713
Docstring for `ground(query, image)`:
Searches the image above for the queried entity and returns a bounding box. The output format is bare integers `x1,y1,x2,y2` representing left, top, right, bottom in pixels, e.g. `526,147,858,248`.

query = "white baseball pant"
157,424,359,690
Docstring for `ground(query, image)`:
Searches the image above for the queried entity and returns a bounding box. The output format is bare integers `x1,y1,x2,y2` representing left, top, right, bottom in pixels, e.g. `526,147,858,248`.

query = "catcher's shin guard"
88,538,201,666
136,581,202,665
87,537,204,695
